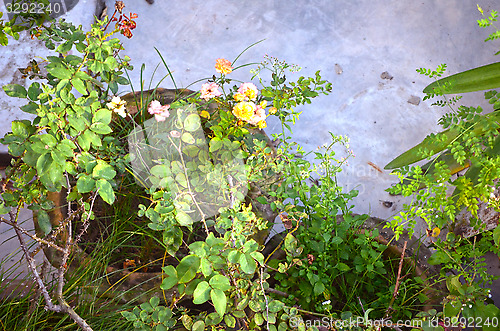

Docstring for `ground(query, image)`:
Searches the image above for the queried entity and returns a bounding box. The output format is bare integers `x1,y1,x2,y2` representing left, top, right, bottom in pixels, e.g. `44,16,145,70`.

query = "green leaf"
37,210,52,235
155,325,167,331
313,282,326,295
205,312,223,326
209,138,223,152
28,82,41,101
250,252,264,266
76,174,96,193
71,78,88,95
36,153,52,174
210,288,227,317
20,102,39,114
0,32,7,46
184,114,201,132
121,311,138,322
116,76,129,85
3,84,27,98
150,164,171,177
424,62,500,94
150,296,160,308
227,250,241,264
493,225,500,246
192,320,205,331
11,120,32,139
335,263,351,272
243,240,259,253
176,255,200,283
200,258,212,277
93,108,112,125
224,315,236,328
443,301,461,317
385,110,500,169
428,250,452,265
77,131,91,151
56,79,70,93
239,253,257,274
209,274,231,291
254,313,264,325
176,211,193,226
193,281,211,304
92,160,116,180
56,40,73,54
96,179,116,204
48,65,72,80
104,56,118,70
90,122,112,134
160,265,178,290
268,300,284,313
181,132,195,144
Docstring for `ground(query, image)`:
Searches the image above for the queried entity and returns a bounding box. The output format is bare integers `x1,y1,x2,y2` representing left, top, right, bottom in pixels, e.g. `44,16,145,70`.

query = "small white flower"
107,96,128,118
322,300,331,305
114,105,127,118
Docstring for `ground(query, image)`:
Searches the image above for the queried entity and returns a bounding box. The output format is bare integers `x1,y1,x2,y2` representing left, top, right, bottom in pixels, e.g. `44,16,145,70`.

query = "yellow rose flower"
245,89,257,100
258,120,267,129
260,100,267,108
233,93,246,102
232,101,255,122
269,107,277,115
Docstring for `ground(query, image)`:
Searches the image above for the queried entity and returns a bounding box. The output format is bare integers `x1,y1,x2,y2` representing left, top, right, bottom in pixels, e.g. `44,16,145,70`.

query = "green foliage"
268,135,423,320
0,16,129,207
121,297,176,330
0,3,447,330
0,0,52,46
384,8,500,330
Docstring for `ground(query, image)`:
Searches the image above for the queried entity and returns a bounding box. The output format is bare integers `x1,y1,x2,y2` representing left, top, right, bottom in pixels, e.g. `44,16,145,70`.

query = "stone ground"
1,0,500,310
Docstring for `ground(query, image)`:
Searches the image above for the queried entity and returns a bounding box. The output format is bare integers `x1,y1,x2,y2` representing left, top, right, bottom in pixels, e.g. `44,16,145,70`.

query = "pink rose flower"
148,100,170,122
237,83,258,100
200,82,222,101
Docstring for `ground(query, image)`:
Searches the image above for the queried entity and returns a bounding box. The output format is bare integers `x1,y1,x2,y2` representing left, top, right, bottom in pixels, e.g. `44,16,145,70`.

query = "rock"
380,71,393,80
408,95,421,105
334,63,343,75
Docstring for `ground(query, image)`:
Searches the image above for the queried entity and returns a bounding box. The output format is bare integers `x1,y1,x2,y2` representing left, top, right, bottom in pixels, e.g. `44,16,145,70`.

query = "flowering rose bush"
1,2,443,331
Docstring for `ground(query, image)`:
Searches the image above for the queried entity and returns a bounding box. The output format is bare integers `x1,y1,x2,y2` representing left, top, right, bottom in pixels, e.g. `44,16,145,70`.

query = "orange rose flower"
215,58,233,75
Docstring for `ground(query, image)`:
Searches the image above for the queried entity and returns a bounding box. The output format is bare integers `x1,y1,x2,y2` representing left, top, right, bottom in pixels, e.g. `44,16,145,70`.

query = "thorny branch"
0,197,95,330
384,240,408,321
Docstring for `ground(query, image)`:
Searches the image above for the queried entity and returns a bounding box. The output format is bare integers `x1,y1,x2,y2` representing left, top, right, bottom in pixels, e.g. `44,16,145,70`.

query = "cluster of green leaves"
426,232,500,331
252,55,332,132
137,203,292,330
478,5,500,45
121,297,175,331
269,135,424,320
1,17,130,229
0,0,51,46
384,8,500,329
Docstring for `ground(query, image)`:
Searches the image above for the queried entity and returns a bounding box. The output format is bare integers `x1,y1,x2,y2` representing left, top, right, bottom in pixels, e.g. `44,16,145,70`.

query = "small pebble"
380,71,393,80
381,200,393,208
334,63,343,75
408,95,421,105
